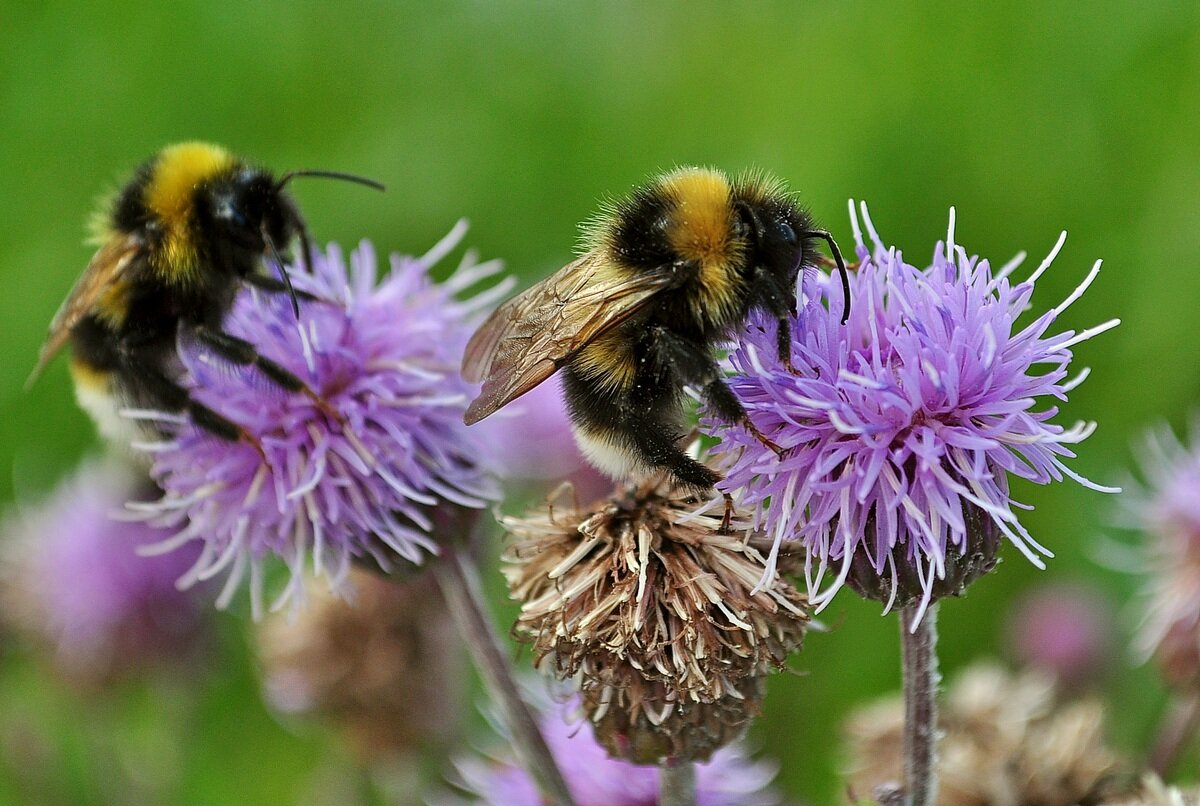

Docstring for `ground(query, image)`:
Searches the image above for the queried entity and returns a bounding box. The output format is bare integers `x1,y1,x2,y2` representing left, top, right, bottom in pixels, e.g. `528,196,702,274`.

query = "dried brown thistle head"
501,475,809,763
844,663,1129,806
256,567,465,765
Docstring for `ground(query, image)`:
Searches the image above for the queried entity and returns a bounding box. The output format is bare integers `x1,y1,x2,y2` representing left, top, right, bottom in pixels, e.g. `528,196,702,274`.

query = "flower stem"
433,545,574,806
659,760,696,806
900,603,940,806
1148,690,1200,777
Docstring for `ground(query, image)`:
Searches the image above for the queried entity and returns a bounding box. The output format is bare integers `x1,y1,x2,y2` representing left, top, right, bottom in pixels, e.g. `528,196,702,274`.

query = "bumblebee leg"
620,413,721,494
775,317,800,375
701,377,786,458
124,355,267,460
750,265,800,371
646,327,786,458
720,492,734,533
192,326,343,424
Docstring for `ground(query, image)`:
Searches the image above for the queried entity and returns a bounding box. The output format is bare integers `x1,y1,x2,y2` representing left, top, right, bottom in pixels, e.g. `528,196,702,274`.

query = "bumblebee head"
200,168,301,268
732,182,850,323
732,195,808,282
201,161,384,317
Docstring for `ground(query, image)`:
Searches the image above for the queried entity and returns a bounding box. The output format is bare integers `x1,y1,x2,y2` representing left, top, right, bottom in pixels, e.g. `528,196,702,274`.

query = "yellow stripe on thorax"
659,167,743,324
144,142,237,275
93,276,132,327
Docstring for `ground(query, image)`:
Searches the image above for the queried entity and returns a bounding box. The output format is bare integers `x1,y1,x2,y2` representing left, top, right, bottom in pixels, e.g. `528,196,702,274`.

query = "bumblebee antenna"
800,229,851,324
276,170,385,192
261,228,301,320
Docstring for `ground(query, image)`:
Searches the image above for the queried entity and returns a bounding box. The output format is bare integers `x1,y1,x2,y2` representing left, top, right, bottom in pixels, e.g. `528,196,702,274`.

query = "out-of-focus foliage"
0,2,1196,802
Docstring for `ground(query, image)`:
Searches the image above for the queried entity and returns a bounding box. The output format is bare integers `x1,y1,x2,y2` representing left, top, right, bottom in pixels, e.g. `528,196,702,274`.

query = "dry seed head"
501,475,809,763
256,567,465,764
844,663,1127,806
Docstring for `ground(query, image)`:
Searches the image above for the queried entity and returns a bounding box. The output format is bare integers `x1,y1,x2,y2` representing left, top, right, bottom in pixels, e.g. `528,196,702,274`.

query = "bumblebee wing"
463,251,672,424
27,234,144,388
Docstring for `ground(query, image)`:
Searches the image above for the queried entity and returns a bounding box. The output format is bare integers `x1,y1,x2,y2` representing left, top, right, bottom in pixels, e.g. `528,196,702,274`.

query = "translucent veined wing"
27,234,144,388
462,251,674,424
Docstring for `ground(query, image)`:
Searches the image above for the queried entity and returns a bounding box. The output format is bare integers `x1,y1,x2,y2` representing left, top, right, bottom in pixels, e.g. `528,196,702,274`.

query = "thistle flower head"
256,566,464,763
130,223,506,615
455,695,781,806
501,473,808,763
1,459,207,684
707,203,1119,618
1121,423,1200,689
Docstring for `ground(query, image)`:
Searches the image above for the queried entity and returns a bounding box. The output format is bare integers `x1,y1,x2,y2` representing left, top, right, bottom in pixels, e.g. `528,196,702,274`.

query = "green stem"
659,760,696,806
433,545,574,806
900,603,940,806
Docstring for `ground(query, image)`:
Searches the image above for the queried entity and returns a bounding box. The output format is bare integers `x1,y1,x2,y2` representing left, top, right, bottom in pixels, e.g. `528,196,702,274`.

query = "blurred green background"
1,1,1198,803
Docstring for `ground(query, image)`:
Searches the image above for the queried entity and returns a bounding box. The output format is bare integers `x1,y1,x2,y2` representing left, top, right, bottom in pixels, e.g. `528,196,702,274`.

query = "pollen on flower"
706,203,1119,620
125,222,509,617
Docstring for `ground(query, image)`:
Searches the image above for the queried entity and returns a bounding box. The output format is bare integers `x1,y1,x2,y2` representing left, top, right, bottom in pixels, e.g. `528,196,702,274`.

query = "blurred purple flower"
455,696,779,806
128,222,507,616
1120,423,1200,687
1,459,206,682
706,203,1119,619
1005,582,1115,687
473,373,587,482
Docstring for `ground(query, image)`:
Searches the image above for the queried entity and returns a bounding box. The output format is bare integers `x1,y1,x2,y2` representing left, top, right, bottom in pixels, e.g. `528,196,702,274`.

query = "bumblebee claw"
239,428,270,466
719,493,735,534
817,254,861,272
304,388,344,426
743,419,787,459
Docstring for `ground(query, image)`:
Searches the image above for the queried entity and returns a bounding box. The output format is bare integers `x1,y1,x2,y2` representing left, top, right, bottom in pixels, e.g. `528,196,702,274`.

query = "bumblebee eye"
213,195,245,226
777,220,797,245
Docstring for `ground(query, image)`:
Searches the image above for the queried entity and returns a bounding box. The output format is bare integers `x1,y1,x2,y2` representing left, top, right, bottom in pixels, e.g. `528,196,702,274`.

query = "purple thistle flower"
1,459,206,682
128,222,507,616
1119,423,1200,686
705,202,1119,620
454,696,780,806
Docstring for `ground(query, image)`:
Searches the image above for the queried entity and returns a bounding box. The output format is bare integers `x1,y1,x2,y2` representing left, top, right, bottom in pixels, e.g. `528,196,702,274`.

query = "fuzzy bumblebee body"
33,142,369,451
463,167,849,493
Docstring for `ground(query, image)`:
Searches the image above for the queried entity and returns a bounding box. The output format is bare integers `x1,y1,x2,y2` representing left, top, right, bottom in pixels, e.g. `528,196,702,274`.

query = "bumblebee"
30,142,382,451
463,166,849,494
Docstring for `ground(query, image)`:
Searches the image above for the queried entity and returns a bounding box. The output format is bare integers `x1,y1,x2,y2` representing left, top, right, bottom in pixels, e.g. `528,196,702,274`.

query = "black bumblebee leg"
646,327,786,458
750,265,799,372
702,376,785,459
123,354,267,461
776,317,798,375
620,410,721,494
192,326,344,425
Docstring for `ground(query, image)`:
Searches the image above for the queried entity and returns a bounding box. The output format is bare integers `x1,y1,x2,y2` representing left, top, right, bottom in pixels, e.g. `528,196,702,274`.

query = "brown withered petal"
256,567,465,764
844,663,1129,806
501,475,809,764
